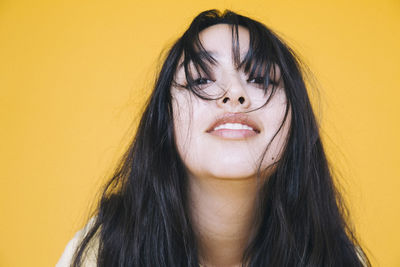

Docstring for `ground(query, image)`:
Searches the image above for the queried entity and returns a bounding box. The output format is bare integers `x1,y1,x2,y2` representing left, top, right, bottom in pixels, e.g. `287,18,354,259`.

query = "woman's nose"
216,77,251,110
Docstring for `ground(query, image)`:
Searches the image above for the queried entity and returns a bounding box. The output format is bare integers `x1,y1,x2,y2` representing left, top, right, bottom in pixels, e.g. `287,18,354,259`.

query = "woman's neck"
188,174,259,267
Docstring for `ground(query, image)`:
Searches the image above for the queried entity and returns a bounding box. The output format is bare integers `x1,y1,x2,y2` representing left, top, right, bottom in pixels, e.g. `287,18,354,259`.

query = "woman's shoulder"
56,217,99,267
356,246,369,267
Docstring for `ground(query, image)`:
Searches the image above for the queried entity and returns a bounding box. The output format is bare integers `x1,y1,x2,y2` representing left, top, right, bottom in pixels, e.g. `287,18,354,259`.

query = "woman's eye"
248,77,265,84
247,76,277,87
194,77,212,85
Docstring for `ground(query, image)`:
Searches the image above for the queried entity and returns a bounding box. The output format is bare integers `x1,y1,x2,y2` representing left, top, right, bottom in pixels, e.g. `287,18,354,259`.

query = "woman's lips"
206,113,260,140
209,128,258,139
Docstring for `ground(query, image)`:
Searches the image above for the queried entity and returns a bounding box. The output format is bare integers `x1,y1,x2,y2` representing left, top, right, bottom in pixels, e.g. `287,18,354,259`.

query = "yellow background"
1,0,399,266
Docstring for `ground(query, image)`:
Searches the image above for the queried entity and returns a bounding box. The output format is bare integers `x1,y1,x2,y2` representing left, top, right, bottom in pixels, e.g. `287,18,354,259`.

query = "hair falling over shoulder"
71,9,370,267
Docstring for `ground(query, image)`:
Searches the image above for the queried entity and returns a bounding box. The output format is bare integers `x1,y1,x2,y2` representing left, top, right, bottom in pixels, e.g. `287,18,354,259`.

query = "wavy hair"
71,9,370,266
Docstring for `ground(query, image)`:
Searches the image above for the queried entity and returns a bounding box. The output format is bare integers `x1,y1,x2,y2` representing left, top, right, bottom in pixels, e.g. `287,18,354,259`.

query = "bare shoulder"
56,217,99,267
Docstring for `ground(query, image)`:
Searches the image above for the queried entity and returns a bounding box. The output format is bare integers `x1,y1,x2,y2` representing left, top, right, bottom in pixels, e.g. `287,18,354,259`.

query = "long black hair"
71,9,370,266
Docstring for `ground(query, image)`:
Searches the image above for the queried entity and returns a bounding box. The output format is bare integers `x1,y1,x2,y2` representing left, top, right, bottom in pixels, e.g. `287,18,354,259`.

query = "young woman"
57,9,370,267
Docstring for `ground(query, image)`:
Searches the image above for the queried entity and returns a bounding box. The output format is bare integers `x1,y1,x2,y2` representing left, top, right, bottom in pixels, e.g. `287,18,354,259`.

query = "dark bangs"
174,9,284,107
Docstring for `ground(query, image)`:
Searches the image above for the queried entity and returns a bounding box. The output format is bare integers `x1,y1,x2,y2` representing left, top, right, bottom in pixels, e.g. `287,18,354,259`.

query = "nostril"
221,96,246,105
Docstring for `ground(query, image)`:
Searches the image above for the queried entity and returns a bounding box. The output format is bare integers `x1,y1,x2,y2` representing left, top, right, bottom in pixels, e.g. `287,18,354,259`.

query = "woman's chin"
206,168,258,180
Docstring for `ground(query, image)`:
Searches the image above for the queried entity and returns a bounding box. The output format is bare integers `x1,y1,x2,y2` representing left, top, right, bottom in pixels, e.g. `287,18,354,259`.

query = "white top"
56,218,98,267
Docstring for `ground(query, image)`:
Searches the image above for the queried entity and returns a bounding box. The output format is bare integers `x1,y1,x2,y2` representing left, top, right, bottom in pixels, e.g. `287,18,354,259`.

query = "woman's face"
171,24,291,180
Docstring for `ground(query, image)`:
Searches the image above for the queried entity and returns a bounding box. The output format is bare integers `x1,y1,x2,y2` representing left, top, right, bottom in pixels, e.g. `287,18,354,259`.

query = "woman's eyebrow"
176,50,219,71
197,50,218,60
176,49,248,71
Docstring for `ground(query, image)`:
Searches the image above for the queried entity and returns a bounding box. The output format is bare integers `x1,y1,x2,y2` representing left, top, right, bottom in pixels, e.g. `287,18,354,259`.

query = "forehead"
198,24,250,56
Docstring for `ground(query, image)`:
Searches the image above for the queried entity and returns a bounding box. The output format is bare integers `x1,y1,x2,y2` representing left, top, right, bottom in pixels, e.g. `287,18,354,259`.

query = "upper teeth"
214,123,254,131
